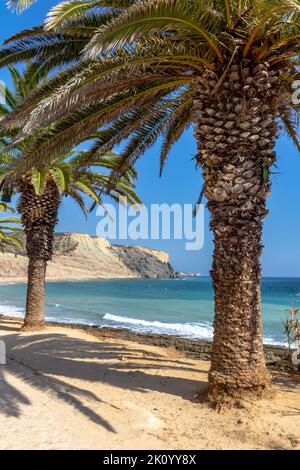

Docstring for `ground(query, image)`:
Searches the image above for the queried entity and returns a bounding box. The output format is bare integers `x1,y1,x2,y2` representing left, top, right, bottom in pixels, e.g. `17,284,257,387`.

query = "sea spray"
102,313,213,340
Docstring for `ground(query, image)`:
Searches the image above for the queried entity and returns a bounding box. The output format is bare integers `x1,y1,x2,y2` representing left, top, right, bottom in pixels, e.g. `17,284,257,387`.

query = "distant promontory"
0,233,176,283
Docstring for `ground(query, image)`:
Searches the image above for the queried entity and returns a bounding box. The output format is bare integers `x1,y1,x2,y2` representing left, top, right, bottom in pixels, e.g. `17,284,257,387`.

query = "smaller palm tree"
0,63,140,330
0,202,22,250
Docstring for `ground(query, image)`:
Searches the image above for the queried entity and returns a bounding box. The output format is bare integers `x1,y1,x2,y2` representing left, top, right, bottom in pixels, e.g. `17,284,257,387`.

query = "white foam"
0,303,24,318
0,302,286,347
102,313,213,340
263,336,286,347
102,313,287,346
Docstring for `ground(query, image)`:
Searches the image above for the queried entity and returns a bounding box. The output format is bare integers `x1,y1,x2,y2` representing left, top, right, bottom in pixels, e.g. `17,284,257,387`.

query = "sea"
0,277,299,346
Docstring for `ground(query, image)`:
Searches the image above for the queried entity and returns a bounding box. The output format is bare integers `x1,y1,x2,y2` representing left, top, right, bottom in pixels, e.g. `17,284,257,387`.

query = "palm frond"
85,0,223,60
30,166,47,194
6,0,37,13
74,179,100,203
280,107,300,152
49,166,67,192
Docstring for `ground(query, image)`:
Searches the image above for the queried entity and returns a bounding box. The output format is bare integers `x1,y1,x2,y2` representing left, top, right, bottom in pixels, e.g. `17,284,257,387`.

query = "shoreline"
1,314,294,373
1,275,300,285
0,276,180,285
0,277,292,349
0,276,140,285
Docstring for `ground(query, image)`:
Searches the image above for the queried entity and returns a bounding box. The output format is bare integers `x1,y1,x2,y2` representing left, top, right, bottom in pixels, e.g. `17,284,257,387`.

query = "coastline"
1,314,293,372
0,276,142,285
0,275,146,285
0,277,297,349
0,278,27,285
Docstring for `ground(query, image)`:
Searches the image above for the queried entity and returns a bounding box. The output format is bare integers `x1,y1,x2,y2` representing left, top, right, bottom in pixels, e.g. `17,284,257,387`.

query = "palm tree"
2,0,300,405
1,150,139,330
0,64,140,331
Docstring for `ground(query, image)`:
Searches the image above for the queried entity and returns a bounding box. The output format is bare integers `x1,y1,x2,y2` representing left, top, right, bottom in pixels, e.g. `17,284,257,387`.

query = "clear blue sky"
1,2,300,276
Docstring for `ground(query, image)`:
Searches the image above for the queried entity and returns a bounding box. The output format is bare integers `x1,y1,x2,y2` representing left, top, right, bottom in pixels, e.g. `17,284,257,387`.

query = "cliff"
0,233,176,283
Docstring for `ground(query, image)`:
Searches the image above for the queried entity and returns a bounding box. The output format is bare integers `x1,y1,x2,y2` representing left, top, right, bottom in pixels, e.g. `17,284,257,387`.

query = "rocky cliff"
0,233,175,283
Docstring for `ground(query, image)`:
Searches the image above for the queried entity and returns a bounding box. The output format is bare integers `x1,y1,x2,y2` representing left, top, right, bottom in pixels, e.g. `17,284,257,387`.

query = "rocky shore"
37,319,298,374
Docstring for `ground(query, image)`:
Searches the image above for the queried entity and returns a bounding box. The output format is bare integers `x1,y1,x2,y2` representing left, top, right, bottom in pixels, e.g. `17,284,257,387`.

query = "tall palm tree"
0,64,140,331
2,0,300,405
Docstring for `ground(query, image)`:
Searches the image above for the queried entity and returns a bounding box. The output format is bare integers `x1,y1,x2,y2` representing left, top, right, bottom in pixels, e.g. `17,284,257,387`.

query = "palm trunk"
207,196,270,403
18,179,60,330
193,60,283,405
25,257,47,329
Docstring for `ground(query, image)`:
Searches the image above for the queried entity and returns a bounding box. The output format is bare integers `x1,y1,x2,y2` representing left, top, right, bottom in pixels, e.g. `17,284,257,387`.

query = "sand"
0,317,299,450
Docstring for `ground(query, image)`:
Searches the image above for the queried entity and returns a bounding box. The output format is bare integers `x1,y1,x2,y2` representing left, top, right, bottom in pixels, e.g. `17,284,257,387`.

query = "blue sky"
0,2,300,276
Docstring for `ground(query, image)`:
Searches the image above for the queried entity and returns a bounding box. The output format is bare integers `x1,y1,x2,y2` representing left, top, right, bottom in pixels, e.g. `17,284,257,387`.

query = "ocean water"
0,277,299,346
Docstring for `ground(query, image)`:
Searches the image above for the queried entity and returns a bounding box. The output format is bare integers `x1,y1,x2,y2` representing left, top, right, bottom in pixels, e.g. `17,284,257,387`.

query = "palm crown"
1,0,299,175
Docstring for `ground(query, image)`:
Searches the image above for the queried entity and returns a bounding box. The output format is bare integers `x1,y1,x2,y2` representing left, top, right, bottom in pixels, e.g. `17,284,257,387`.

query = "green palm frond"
74,179,101,203
30,166,47,194
67,188,89,216
0,203,14,213
0,28,91,71
0,216,21,224
45,0,135,32
0,199,22,248
4,46,194,132
0,232,23,249
0,224,22,231
45,1,106,31
280,107,300,152
85,0,224,60
49,166,67,193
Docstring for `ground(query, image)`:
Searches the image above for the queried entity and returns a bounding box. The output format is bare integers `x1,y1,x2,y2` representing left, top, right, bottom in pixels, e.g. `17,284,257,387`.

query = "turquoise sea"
0,277,300,346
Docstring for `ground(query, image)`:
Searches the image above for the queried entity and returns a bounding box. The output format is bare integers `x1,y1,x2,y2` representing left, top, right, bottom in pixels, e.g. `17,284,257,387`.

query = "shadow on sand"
0,329,208,432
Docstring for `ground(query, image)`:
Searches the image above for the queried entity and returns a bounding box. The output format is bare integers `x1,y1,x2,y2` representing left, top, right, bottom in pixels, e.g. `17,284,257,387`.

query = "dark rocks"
61,322,296,373
112,245,176,279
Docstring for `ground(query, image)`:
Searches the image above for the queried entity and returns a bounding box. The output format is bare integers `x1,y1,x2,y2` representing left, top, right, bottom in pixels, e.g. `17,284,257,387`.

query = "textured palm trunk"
193,59,283,405
26,257,47,329
18,179,60,330
207,186,270,403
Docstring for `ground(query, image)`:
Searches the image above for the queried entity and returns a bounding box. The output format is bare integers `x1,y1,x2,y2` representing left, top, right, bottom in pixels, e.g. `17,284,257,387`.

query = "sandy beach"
0,317,299,450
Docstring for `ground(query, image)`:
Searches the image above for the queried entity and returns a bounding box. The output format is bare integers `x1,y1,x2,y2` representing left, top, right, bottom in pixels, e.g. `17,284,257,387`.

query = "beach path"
0,318,300,450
